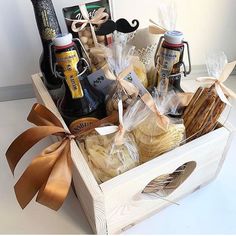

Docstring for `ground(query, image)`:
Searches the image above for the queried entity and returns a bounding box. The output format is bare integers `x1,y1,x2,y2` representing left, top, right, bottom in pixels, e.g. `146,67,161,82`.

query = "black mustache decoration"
95,18,139,36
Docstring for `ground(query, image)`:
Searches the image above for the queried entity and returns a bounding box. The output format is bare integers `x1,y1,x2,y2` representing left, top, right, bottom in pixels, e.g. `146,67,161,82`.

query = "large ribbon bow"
6,103,75,211
6,103,120,211
196,61,236,106
70,4,109,46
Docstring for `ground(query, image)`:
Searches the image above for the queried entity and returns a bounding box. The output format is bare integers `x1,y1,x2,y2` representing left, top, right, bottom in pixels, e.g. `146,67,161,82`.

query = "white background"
0,0,236,87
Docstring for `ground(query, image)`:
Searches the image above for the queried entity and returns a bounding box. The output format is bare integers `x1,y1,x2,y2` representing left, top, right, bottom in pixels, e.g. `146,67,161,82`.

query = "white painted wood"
32,73,231,234
31,74,107,234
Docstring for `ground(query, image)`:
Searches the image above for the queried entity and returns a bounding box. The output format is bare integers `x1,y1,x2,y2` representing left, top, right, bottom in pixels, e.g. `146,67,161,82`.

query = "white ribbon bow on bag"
68,4,109,46
196,61,236,106
95,100,125,145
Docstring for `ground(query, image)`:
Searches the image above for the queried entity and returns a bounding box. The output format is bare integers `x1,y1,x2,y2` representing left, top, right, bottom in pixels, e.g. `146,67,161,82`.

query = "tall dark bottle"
31,0,63,99
53,34,107,133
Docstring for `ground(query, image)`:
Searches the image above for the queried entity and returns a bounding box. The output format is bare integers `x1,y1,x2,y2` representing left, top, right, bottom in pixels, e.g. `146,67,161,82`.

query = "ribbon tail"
79,4,90,21
215,83,231,106
28,103,63,127
102,64,116,81
196,77,217,84
92,8,109,25
14,140,66,209
149,19,167,34
6,126,67,174
120,80,139,97
219,61,236,83
36,140,72,211
95,126,119,136
220,82,236,99
149,25,167,35
89,22,98,46
141,93,169,131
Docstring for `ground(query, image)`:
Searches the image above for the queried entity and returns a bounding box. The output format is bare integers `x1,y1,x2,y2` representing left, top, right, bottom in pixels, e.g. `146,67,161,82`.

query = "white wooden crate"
32,74,232,234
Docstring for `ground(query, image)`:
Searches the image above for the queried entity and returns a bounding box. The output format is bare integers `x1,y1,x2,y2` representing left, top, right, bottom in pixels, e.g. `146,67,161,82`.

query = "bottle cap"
164,31,184,45
54,33,73,47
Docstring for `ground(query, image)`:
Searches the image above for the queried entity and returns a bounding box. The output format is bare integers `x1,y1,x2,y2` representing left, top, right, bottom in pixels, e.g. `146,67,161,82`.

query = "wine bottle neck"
31,0,62,44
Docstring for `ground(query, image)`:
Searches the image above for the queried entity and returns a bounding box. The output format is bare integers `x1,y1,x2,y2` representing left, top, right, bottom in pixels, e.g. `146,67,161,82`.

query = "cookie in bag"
134,117,185,163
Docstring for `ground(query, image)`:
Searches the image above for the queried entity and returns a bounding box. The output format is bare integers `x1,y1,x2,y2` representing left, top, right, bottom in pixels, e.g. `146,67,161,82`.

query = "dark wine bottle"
31,0,63,99
54,34,107,133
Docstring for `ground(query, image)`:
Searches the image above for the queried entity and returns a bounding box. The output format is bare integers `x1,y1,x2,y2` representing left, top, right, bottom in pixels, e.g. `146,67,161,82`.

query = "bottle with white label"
154,31,191,92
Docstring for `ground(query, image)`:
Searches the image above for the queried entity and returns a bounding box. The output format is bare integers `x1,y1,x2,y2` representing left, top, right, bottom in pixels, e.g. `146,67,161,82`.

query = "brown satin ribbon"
6,104,74,211
6,103,118,211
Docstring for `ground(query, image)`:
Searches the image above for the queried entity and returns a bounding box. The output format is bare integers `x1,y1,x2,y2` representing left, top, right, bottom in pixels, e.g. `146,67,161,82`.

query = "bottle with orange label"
53,34,106,132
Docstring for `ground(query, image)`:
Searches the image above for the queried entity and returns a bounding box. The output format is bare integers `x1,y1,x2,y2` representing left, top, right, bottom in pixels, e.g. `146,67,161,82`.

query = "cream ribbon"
196,61,236,106
96,100,125,145
102,64,139,97
141,92,169,131
149,19,168,35
69,5,109,46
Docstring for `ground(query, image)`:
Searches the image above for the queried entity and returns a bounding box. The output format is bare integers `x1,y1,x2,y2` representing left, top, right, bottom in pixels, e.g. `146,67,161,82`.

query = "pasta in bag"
79,99,150,183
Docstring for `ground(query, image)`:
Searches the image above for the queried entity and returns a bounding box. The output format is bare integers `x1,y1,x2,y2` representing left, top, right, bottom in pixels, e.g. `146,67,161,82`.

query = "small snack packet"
134,88,186,163
79,99,150,183
183,52,236,141
63,1,112,70
102,40,148,115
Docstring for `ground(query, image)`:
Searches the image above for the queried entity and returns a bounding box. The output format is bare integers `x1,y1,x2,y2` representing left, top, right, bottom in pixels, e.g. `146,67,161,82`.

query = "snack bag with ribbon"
79,99,150,183
64,2,111,71
134,88,186,163
183,52,236,141
112,32,149,88
102,41,149,115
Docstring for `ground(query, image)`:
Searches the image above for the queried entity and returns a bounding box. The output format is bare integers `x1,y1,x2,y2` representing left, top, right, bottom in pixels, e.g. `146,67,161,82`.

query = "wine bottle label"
56,50,84,99
31,0,61,41
69,117,99,134
157,48,181,82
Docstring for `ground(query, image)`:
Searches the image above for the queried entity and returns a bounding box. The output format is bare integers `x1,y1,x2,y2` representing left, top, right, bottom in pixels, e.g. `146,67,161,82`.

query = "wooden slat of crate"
32,74,232,234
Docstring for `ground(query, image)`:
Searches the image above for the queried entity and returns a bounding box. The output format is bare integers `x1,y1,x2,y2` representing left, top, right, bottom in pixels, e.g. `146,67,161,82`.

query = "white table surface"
1,78,236,234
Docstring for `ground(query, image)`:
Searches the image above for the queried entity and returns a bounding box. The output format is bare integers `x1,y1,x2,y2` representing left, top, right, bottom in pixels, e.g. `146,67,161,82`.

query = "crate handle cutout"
141,161,197,199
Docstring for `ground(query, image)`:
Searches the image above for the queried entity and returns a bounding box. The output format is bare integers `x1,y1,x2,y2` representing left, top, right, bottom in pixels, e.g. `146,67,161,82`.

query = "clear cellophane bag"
78,97,150,183
183,52,229,141
133,87,186,163
103,40,148,115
